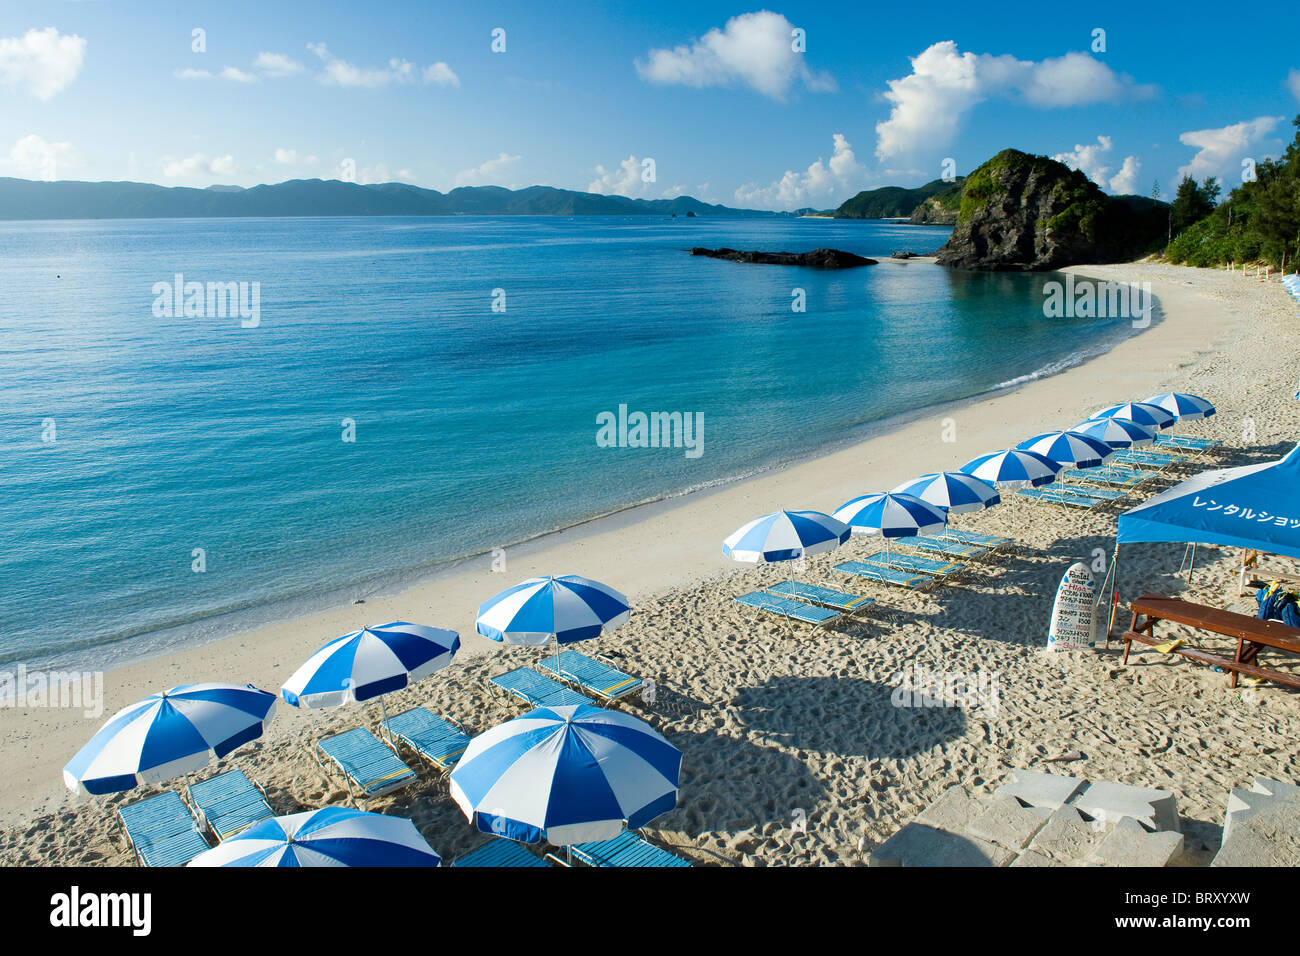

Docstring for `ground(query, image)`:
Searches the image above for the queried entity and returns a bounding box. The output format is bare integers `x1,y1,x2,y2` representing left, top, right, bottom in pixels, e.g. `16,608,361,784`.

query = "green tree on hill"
1166,115,1300,270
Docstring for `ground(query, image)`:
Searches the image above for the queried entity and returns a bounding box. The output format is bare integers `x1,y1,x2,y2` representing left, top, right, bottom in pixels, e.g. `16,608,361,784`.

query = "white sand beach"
3,260,1299,866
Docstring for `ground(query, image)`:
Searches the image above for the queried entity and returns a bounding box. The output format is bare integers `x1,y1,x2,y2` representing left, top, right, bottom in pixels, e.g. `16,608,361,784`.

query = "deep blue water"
0,216,1141,668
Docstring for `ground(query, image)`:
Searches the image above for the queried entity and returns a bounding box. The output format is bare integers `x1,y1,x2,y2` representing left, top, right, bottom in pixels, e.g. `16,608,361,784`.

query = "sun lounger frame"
568,828,692,867
313,727,418,808
490,667,594,709
116,790,211,867
186,769,275,841
534,650,645,702
732,590,842,633
379,707,472,774
452,839,551,867
764,580,876,618
834,560,935,591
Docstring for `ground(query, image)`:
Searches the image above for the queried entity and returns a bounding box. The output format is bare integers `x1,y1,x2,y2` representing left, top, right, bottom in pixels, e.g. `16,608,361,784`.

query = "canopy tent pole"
1103,545,1121,646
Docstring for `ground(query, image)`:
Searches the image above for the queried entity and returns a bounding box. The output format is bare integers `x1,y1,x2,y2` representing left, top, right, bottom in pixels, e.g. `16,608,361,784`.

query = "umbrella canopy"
1017,430,1115,469
476,574,630,647
280,622,459,709
889,472,1001,514
449,704,682,846
1092,401,1177,430
832,493,947,537
722,509,850,563
63,683,276,796
958,449,1061,489
188,807,440,867
1071,416,1157,448
1142,392,1217,422
1118,443,1300,558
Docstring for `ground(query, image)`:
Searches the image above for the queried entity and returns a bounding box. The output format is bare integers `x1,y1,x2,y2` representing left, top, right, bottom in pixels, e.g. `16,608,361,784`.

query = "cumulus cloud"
1108,155,1142,195
220,66,259,84
424,62,459,87
273,148,316,166
1178,116,1284,181
589,155,652,197
454,152,522,187
0,27,86,100
733,133,865,210
875,41,1156,163
636,11,834,101
253,52,304,77
163,153,237,179
1,133,81,179
307,42,456,88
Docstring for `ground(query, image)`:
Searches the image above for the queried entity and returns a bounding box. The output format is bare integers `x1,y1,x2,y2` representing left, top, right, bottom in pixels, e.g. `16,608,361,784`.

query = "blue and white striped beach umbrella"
832,493,947,538
1071,417,1156,448
889,472,1001,515
1017,430,1115,469
958,449,1061,489
476,574,630,647
63,683,276,796
449,704,682,846
722,509,850,563
280,622,459,709
1092,401,1177,430
1141,392,1216,422
188,807,440,867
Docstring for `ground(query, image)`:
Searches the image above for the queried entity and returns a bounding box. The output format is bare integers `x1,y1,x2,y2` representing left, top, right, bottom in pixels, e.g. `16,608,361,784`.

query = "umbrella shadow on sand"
731,675,967,760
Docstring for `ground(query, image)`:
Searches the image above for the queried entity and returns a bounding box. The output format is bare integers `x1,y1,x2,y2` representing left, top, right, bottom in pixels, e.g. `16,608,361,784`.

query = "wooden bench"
1120,593,1300,689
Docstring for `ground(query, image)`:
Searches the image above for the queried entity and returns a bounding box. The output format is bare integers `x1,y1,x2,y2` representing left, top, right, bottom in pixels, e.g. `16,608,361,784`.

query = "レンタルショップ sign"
1048,562,1097,651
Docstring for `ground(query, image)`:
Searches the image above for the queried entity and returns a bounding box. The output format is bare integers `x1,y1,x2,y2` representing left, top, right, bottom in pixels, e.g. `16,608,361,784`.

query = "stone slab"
993,770,1086,811
869,823,1016,867
1071,780,1180,833
1089,816,1184,867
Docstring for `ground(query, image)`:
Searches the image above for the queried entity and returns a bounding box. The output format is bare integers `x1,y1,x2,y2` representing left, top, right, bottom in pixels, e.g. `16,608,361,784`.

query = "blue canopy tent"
1102,444,1300,635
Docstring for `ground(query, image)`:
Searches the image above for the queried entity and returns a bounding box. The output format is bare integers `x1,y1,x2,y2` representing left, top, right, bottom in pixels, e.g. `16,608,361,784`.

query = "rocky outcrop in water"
689,247,877,268
936,149,1167,270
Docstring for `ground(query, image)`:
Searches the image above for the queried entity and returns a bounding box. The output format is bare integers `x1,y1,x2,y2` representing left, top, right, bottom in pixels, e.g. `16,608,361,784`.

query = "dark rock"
689,247,877,268
935,149,1167,271
891,251,916,259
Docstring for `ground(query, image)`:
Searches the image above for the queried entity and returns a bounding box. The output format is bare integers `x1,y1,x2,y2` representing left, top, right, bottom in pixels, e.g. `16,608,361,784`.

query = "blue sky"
2,0,1298,209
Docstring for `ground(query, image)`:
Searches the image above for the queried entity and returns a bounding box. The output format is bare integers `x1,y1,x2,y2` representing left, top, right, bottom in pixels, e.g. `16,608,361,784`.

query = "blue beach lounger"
569,829,692,867
835,560,932,590
733,591,842,629
1110,448,1187,470
862,551,964,579
314,728,417,806
1062,465,1151,488
491,667,593,708
380,708,471,772
452,839,551,867
1017,486,1122,509
535,650,644,702
766,580,876,617
935,529,1013,550
892,534,992,559
117,790,210,867
1154,434,1221,453
187,770,274,841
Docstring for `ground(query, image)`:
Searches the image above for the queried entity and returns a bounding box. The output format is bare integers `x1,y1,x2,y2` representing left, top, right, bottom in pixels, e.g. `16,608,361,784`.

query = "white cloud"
307,42,455,89
733,133,865,210
254,52,304,77
1178,116,1283,181
1,133,81,179
0,27,86,100
174,68,213,80
454,152,522,187
1287,69,1300,103
1109,155,1142,195
588,155,651,197
220,66,259,84
163,153,237,179
424,62,459,87
875,41,1155,163
273,148,316,166
1052,135,1142,195
636,11,834,101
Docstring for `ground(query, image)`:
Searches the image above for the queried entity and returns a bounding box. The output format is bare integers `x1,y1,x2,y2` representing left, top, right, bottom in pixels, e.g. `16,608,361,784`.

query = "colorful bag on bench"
1256,583,1300,627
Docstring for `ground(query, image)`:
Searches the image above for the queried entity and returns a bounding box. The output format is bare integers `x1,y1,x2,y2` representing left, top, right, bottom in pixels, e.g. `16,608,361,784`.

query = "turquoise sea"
0,216,1146,669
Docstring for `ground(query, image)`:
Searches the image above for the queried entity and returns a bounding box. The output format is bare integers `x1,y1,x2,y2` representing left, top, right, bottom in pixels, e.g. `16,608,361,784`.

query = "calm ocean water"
0,216,1144,669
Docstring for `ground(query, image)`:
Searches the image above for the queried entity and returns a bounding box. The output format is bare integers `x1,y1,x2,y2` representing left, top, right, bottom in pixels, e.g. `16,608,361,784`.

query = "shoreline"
5,255,1144,678
0,260,1288,840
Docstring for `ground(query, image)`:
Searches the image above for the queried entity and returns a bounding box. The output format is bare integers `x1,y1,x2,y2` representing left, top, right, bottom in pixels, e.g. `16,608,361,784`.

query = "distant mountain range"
0,177,782,220
834,177,966,222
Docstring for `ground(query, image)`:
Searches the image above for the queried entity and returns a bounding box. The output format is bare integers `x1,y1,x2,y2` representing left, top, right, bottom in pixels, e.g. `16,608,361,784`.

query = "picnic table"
1120,593,1300,689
